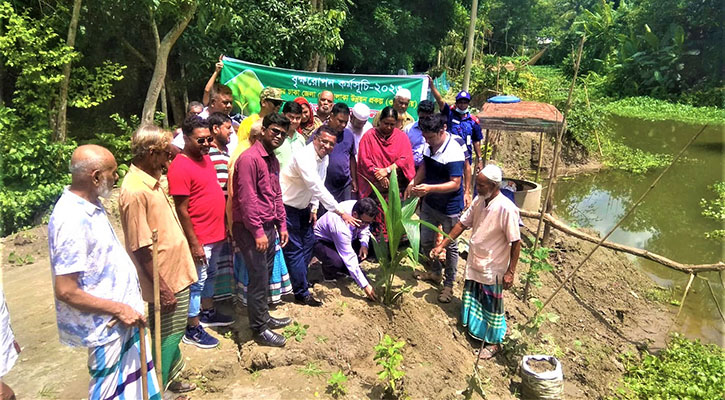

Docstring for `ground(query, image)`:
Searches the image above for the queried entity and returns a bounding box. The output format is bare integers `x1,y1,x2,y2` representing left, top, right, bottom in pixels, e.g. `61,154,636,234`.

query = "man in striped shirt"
208,112,232,197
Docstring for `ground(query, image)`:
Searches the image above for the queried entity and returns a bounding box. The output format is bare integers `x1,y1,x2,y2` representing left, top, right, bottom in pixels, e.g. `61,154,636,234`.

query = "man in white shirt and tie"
280,125,360,306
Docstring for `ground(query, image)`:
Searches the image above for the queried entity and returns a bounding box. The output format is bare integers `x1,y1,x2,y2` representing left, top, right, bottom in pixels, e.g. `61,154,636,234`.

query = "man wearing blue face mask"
428,76,483,209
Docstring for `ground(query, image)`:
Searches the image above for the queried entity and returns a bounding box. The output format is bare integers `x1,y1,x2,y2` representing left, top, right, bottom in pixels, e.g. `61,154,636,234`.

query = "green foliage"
7,251,35,265
527,298,560,335
367,170,444,305
374,334,406,396
282,322,309,343
0,183,68,235
604,97,725,126
520,246,554,290
602,142,672,174
700,182,725,240
326,370,349,398
69,61,126,108
297,362,327,378
614,333,725,399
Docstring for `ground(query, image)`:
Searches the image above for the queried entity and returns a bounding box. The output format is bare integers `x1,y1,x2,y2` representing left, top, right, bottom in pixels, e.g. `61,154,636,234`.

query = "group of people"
42,65,521,399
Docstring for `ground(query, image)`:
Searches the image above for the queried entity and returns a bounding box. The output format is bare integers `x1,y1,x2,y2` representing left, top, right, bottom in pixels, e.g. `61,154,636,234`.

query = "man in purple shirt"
321,102,357,202
313,198,378,301
232,113,293,347
403,100,435,169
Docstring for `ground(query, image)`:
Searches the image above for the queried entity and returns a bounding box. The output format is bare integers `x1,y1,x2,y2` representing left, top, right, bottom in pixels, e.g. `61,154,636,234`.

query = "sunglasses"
196,136,214,145
269,127,287,137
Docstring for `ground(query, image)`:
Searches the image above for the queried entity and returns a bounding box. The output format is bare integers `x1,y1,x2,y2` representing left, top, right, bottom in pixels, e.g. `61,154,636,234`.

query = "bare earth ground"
1,134,674,399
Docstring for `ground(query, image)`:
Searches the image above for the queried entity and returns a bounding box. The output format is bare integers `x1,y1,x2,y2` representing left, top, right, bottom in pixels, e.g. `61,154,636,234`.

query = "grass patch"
613,333,724,399
605,97,725,126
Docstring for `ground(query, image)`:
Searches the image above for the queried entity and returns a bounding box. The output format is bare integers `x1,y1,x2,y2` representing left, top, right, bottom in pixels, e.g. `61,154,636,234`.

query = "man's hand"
503,270,515,290
430,246,446,262
215,54,223,72
358,246,369,260
279,231,289,248
160,287,178,313
403,183,415,200
115,303,146,327
255,235,269,253
340,212,361,227
309,210,318,225
351,180,358,193
363,285,377,302
411,184,431,197
464,191,472,209
374,167,389,181
190,243,206,265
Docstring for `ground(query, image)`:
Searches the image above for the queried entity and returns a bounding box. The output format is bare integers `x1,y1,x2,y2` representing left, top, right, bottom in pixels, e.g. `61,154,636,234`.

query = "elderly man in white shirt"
347,103,373,157
280,125,360,306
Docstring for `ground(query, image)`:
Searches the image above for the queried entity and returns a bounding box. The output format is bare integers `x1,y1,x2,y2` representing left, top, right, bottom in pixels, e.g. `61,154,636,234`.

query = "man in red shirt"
232,113,293,347
168,116,234,349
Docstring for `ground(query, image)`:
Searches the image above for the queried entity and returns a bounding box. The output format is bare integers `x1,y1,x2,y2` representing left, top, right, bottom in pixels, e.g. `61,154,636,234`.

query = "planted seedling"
374,334,406,396
283,321,309,342
297,362,327,378
326,370,348,398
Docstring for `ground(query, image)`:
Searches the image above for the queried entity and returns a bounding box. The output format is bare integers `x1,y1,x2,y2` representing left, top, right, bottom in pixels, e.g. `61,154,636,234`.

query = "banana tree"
367,170,444,305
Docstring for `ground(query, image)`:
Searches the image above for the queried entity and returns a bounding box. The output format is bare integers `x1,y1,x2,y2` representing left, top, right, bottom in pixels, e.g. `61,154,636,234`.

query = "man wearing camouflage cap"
235,87,285,146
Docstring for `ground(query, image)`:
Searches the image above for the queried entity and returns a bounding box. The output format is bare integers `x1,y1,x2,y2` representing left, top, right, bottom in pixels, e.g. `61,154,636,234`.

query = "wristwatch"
386,166,391,174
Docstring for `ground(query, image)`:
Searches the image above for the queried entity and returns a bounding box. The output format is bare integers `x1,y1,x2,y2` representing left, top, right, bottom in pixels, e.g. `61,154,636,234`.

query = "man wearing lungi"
119,126,198,394
432,164,521,360
49,145,161,399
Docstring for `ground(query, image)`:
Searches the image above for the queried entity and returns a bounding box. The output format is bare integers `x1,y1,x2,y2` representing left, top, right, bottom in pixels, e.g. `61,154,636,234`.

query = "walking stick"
151,229,163,387
139,326,150,400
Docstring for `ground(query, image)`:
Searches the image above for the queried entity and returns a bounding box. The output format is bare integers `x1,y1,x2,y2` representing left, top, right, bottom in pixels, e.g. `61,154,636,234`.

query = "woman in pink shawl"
294,97,321,140
357,106,416,199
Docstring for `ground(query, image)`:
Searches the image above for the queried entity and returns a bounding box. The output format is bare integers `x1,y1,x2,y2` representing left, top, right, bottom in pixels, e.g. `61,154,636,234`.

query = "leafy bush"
0,183,67,236
615,333,725,399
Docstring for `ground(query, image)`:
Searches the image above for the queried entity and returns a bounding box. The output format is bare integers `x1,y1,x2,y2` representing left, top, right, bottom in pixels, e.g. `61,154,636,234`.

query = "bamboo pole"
702,277,725,324
139,326,150,400
535,131,544,182
528,124,709,322
151,229,162,387
523,36,585,300
675,273,696,321
462,0,479,92
518,210,725,273
583,84,603,157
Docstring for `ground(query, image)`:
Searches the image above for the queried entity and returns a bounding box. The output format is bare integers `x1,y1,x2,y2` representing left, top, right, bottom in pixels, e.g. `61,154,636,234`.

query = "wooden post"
151,229,162,387
462,0,479,92
535,131,544,182
139,327,150,400
482,129,489,165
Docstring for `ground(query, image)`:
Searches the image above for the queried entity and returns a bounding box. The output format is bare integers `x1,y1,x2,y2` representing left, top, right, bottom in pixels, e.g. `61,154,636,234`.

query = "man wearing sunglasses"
168,116,234,350
235,87,284,148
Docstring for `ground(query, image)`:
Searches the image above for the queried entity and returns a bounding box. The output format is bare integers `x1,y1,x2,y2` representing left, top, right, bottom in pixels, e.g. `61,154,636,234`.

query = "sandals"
476,344,501,360
438,286,454,303
414,271,443,284
168,381,196,393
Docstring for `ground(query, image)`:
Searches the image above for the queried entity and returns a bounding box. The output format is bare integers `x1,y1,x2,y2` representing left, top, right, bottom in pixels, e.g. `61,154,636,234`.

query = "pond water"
554,116,724,345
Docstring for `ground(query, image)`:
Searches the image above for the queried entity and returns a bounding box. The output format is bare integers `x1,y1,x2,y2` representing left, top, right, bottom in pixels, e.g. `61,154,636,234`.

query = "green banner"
220,57,428,120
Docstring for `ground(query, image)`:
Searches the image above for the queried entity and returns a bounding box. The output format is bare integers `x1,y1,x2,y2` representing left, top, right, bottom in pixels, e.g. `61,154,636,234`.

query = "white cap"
395,88,412,100
352,103,370,120
481,164,503,183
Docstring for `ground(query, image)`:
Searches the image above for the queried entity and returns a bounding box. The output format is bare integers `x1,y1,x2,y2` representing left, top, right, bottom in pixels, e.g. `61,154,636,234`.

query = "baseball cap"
260,87,283,101
456,90,472,101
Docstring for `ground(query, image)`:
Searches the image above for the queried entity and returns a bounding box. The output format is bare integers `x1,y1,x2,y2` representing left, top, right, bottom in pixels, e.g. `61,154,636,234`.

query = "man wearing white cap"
373,88,415,129
347,103,373,157
431,164,521,361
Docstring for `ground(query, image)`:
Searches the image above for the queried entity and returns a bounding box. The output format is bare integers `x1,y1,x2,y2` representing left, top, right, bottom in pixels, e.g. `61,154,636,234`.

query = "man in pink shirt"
432,164,521,361
168,116,234,349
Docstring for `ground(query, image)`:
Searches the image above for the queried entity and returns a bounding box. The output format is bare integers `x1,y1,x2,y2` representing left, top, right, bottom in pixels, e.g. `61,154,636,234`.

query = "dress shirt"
280,142,343,214
233,141,287,239
404,121,426,167
313,200,371,288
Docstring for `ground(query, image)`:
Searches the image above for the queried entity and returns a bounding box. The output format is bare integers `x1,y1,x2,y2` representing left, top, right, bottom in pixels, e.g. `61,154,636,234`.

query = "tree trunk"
54,0,82,142
141,2,196,126
150,15,169,128
166,76,184,127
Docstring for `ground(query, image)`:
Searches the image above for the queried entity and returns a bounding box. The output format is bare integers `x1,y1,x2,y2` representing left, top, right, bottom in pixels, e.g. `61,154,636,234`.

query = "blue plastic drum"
487,95,521,103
